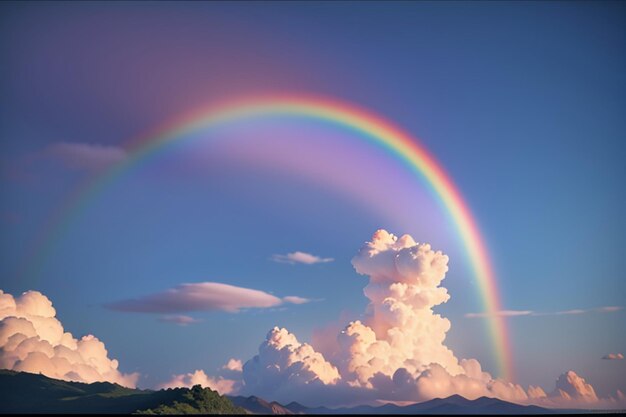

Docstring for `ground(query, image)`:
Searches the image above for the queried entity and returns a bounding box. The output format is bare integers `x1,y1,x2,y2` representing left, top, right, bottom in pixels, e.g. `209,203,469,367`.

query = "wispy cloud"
596,306,623,313
465,306,623,319
45,142,127,171
465,310,533,318
158,315,202,326
602,353,624,360
106,282,309,314
271,251,333,265
282,295,311,305
554,309,586,316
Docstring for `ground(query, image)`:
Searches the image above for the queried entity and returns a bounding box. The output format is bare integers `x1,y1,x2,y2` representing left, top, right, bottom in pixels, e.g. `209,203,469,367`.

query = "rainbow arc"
21,94,513,380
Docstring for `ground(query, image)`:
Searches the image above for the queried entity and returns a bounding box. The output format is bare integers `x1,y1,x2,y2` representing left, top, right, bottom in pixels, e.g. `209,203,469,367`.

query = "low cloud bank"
164,230,625,409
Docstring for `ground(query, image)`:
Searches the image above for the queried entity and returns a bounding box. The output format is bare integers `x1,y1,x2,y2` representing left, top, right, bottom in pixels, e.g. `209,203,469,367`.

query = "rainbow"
22,94,513,380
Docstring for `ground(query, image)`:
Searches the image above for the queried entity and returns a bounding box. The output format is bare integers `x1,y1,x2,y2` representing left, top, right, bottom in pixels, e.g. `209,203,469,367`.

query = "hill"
0,369,244,414
229,395,294,414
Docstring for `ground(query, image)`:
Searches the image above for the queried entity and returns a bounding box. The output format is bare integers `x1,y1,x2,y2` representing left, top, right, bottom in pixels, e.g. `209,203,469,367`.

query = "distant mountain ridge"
300,394,555,414
229,393,555,415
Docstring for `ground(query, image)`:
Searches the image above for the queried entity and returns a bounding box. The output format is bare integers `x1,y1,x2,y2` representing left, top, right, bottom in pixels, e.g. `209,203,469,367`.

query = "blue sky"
0,1,624,399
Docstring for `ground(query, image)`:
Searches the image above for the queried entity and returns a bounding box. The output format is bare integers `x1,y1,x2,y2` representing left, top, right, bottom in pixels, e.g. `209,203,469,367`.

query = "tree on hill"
137,384,246,415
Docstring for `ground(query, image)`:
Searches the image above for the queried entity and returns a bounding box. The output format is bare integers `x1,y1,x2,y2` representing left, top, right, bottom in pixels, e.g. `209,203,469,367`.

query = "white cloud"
602,353,624,360
160,358,244,395
555,309,586,315
466,305,623,319
282,296,311,305
0,289,138,387
242,327,340,396
158,315,201,326
340,229,463,383
271,251,333,265
159,369,239,395
525,370,626,409
596,306,623,313
106,282,309,314
45,142,127,171
223,358,243,372
552,371,598,402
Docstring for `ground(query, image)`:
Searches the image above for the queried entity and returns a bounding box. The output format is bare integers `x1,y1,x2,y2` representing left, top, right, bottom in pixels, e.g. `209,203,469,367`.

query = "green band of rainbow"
22,94,513,380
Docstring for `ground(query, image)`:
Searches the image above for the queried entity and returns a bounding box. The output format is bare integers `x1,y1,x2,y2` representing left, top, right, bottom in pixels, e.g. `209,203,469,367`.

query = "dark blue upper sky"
0,1,624,396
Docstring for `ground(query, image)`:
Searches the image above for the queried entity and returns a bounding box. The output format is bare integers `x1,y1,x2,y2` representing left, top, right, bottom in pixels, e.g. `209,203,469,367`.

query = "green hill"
0,369,245,414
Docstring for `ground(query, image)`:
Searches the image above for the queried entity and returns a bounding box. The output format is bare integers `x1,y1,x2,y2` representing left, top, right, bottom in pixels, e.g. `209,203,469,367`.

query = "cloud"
465,310,533,318
159,369,240,395
271,251,333,265
242,327,340,398
602,353,624,360
282,296,311,305
0,289,138,387
45,142,127,171
215,230,624,408
553,371,598,401
160,358,244,395
466,306,623,319
158,315,201,326
525,370,626,409
106,282,309,314
555,309,586,315
537,371,598,407
223,358,243,372
596,306,623,313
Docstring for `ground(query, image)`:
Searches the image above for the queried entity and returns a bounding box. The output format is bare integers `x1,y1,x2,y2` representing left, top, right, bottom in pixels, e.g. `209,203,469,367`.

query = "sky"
0,0,625,408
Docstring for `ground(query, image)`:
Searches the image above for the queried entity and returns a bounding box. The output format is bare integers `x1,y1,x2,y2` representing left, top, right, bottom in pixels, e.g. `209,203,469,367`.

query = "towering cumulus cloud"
341,229,463,384
230,230,622,408
234,230,526,404
0,290,138,387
